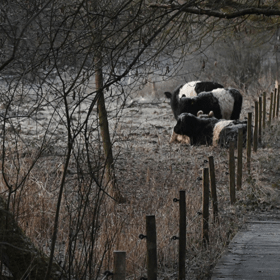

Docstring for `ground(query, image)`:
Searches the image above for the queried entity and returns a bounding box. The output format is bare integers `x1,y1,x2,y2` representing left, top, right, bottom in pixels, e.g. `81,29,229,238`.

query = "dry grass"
0,96,280,279
111,118,280,279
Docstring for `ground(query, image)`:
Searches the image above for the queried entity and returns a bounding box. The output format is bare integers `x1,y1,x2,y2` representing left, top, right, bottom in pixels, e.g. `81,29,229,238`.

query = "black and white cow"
213,119,248,148
173,113,248,147
164,81,224,120
169,88,243,121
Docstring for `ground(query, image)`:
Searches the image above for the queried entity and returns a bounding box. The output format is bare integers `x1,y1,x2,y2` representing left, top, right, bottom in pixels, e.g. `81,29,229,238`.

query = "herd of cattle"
164,81,249,147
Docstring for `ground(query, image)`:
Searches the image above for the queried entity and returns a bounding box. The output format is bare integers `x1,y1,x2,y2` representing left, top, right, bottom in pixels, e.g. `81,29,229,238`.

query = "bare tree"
0,0,188,278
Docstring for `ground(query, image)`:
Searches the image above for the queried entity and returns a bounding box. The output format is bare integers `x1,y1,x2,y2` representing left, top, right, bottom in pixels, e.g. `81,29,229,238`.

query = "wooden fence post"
202,168,209,246
263,92,266,129
253,101,258,152
179,190,186,280
208,156,218,222
269,91,273,125
113,251,126,280
229,141,236,204
146,215,157,280
247,112,252,172
276,85,280,117
258,96,262,143
237,128,243,190
273,87,277,118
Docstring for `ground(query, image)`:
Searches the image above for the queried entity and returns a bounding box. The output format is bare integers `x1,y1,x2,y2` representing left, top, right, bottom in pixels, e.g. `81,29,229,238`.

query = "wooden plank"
212,221,280,279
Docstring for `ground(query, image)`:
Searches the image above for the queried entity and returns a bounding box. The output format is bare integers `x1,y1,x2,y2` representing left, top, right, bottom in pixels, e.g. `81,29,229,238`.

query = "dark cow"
170,111,215,144
164,81,224,120
174,113,219,145
174,113,248,147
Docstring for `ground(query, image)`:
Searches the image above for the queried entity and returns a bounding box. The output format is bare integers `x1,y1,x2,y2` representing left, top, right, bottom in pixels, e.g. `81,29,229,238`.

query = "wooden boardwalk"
211,219,280,279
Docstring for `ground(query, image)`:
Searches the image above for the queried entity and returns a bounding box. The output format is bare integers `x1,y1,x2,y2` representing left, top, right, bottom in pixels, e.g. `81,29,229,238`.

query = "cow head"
174,113,198,137
164,85,184,120
178,97,198,116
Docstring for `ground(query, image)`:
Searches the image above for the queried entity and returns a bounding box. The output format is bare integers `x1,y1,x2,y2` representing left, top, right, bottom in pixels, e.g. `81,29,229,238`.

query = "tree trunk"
0,196,65,279
95,54,124,202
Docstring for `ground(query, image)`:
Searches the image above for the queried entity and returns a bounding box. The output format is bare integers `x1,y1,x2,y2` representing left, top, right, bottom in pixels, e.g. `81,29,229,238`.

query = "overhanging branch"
148,4,280,19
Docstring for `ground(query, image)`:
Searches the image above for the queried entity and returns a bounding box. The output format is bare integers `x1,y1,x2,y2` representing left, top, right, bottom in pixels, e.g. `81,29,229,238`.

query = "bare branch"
148,3,280,19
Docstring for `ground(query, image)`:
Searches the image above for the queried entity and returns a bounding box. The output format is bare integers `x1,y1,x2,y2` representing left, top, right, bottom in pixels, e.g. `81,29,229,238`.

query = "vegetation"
0,0,280,279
